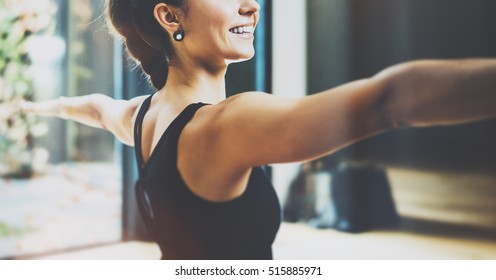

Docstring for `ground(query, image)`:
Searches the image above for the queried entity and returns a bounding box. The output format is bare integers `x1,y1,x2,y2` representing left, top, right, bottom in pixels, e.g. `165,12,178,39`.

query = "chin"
225,50,255,65
226,57,252,65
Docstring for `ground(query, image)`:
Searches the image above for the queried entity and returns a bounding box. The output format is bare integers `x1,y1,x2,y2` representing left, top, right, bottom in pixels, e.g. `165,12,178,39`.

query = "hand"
19,100,35,113
0,98,24,119
18,98,61,117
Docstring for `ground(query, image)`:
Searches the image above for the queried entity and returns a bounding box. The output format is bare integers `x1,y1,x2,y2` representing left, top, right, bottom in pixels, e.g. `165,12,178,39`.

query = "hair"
106,0,187,89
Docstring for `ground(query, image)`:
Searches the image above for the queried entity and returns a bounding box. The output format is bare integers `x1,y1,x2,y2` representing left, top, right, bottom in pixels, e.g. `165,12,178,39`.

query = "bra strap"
133,94,154,177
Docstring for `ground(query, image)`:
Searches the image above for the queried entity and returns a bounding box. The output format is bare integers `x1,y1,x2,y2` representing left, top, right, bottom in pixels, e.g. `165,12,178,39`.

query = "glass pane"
0,0,122,259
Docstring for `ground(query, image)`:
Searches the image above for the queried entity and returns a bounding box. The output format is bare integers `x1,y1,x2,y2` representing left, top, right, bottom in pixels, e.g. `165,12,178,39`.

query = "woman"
22,0,496,259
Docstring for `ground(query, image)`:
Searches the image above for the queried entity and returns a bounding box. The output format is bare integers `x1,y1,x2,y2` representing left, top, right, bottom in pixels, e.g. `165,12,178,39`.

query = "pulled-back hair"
106,0,187,89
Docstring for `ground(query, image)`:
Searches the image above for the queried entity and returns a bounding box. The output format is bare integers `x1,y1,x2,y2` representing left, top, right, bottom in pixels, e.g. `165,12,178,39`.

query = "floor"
0,163,122,259
3,165,496,260
35,221,496,260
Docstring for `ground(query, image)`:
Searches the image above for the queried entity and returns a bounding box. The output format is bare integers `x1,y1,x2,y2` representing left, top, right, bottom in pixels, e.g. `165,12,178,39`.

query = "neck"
157,60,228,106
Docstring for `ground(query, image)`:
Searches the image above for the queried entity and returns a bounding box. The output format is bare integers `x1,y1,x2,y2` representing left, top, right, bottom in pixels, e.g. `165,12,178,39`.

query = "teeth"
230,26,253,34
244,26,254,33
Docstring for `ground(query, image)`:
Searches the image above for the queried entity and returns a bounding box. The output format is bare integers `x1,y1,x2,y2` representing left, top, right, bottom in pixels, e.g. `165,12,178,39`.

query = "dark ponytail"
106,0,186,90
125,33,169,90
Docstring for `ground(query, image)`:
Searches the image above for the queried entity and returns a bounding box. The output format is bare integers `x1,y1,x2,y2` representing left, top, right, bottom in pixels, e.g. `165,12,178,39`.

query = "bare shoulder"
220,91,292,109
177,92,287,201
185,91,282,127
211,91,297,126
102,94,149,146
127,95,151,125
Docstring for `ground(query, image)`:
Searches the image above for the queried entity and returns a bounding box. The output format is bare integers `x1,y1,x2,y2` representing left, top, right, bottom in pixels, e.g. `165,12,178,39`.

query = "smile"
229,25,254,35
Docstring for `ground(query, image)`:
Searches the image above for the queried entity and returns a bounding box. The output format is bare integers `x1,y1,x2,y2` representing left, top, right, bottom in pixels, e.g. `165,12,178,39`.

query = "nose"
239,0,260,16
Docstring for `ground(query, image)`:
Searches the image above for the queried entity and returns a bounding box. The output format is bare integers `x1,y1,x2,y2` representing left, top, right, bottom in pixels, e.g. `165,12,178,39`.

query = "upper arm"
210,76,393,170
94,94,149,146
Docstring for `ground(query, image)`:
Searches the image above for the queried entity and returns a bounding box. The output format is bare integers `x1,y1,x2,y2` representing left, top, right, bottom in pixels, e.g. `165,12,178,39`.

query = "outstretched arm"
381,59,496,128
22,94,148,146
193,59,496,170
176,58,496,201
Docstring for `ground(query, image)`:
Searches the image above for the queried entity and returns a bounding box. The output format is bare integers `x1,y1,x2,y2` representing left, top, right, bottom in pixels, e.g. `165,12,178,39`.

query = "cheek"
190,1,232,32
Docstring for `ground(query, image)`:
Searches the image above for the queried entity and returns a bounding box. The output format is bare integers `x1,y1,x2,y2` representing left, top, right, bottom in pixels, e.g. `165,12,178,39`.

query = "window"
0,0,122,259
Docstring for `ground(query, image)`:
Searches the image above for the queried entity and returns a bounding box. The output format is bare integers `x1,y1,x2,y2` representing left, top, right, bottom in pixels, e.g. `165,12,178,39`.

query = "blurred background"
0,0,495,259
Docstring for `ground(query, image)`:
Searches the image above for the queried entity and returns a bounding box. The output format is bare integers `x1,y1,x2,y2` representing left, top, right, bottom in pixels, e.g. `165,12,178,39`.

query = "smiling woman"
21,0,496,260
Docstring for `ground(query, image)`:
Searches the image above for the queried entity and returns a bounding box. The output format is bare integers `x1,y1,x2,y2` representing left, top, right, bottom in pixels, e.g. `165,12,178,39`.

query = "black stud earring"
173,29,185,41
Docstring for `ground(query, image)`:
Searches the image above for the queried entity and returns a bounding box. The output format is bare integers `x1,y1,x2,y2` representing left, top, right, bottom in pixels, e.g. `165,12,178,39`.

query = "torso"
133,95,281,259
139,95,253,202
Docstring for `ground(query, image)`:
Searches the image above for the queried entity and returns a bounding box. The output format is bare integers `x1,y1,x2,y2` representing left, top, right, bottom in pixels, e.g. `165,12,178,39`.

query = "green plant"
0,220,27,237
0,0,56,177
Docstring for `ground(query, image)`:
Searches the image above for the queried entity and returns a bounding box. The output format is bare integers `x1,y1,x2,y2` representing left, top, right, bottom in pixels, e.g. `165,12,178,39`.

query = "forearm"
382,59,496,127
23,94,108,129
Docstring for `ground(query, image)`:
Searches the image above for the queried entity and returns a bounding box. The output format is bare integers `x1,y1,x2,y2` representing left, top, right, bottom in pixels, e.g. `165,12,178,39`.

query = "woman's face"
179,0,260,66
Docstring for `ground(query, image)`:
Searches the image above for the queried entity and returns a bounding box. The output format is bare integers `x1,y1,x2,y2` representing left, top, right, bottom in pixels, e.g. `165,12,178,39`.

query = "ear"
154,3,181,33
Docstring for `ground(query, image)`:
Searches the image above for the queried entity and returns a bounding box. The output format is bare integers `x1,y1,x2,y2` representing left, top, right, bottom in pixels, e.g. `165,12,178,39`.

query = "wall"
271,0,308,202
308,0,496,175
307,0,496,230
